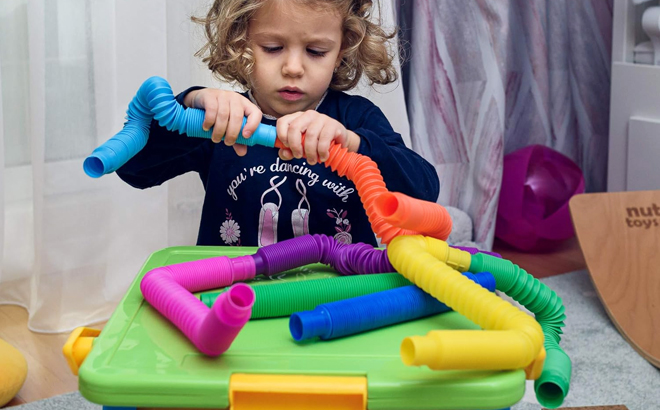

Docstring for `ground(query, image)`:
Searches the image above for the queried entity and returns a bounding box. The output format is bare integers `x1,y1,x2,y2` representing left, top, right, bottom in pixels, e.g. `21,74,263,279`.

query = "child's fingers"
201,97,217,132
224,102,244,146
278,148,293,161
276,112,304,148
286,112,318,159
303,120,324,165
287,119,307,159
317,127,340,163
241,101,262,139
211,100,230,143
233,144,248,156
276,121,289,147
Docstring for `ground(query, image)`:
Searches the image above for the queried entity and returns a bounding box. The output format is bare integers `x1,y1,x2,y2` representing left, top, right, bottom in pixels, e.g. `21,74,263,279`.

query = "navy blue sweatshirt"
116,88,439,247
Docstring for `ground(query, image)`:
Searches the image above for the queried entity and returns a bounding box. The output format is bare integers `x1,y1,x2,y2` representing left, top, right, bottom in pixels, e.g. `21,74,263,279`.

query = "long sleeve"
344,99,440,203
116,87,211,189
113,86,440,247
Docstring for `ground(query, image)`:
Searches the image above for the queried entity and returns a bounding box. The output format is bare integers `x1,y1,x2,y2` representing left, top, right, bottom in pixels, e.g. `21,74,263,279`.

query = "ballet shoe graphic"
292,179,310,237
258,176,287,246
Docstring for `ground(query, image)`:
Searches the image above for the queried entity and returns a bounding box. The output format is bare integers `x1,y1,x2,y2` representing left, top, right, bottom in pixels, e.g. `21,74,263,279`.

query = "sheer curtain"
0,0,409,333
397,0,613,249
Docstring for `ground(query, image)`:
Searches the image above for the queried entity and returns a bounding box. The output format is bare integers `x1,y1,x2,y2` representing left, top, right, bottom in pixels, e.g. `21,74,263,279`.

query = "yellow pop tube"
388,235,544,371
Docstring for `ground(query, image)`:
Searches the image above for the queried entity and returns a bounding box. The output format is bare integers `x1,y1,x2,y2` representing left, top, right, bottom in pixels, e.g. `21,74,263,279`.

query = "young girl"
117,0,439,247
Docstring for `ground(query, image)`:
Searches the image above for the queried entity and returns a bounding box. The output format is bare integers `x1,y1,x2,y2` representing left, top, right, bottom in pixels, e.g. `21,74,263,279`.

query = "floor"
0,236,586,408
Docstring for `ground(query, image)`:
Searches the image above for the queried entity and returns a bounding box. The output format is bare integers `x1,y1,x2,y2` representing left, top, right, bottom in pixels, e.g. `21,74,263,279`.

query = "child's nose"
282,52,304,77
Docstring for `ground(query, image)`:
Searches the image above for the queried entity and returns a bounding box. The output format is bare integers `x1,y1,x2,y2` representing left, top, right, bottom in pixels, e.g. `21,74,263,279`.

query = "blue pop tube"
289,271,496,341
83,76,277,178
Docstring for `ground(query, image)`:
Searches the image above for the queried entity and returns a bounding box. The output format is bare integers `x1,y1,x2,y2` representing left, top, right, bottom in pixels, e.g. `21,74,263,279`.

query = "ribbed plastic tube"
200,273,413,318
316,143,452,244
469,252,571,409
373,192,452,241
83,76,276,178
140,255,256,356
252,234,393,277
386,235,544,371
140,235,395,355
83,79,153,178
289,271,496,341
85,76,453,242
450,245,502,258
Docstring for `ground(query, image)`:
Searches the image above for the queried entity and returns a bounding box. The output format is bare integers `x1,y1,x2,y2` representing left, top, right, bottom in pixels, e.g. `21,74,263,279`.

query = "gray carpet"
11,270,660,410
512,270,660,409
10,392,99,410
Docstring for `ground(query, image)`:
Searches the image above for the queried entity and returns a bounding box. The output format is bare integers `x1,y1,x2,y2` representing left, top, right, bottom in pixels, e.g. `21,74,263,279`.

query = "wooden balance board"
569,190,660,368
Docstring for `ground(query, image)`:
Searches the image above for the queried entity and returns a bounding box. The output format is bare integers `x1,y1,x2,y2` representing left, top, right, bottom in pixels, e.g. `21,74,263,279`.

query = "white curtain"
0,0,409,333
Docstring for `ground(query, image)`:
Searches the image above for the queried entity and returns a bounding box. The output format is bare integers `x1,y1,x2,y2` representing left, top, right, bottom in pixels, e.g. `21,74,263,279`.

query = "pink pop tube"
140,255,256,356
196,283,255,355
140,235,394,355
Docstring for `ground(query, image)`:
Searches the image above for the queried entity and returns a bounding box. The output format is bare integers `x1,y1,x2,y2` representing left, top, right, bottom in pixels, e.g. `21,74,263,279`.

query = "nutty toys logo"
625,204,660,229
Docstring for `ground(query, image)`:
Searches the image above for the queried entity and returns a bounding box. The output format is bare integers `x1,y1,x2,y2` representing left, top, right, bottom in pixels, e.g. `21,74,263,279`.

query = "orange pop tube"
276,138,451,244
374,192,452,240
387,235,544,371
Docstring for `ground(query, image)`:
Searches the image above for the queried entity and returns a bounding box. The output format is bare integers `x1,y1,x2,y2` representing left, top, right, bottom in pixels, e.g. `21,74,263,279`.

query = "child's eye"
261,46,282,53
307,48,326,57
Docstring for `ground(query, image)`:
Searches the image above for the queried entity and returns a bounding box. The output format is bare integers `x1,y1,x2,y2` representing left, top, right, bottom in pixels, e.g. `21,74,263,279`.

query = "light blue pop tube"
289,271,496,341
83,76,277,178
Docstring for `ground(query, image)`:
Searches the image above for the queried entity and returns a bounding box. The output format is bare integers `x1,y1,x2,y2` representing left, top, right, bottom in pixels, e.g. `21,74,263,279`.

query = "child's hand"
184,88,262,156
276,111,360,165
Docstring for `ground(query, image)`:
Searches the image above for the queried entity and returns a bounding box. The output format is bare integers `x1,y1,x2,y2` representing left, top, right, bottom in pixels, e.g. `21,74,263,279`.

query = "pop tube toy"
190,244,497,311
140,257,256,356
142,233,570,406
387,235,544,371
386,235,571,409
450,245,502,258
84,76,452,244
289,271,496,341
200,273,413,318
140,235,395,355
469,250,571,409
92,78,571,407
83,77,277,178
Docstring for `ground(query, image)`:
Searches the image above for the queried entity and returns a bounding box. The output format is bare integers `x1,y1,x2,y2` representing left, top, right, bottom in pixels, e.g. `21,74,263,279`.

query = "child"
117,0,439,247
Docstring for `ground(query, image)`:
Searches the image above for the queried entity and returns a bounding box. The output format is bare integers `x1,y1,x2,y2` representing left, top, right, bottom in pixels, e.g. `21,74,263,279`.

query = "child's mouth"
279,90,303,101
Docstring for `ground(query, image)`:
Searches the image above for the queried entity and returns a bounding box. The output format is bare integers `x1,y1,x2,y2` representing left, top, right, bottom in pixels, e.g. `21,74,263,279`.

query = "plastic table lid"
78,246,525,409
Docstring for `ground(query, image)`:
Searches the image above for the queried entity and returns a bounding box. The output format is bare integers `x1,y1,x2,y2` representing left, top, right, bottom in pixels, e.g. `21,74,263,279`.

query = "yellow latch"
62,326,101,376
229,374,367,410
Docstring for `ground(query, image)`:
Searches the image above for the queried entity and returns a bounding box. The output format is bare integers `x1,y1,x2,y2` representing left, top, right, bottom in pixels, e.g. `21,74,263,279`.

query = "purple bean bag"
495,145,585,252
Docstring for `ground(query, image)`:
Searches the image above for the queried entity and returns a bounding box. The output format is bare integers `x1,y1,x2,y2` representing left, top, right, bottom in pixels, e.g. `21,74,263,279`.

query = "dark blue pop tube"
83,76,277,178
289,271,496,341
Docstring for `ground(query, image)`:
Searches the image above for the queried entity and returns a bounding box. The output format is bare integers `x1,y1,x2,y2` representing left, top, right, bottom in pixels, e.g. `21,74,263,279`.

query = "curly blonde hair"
192,0,398,91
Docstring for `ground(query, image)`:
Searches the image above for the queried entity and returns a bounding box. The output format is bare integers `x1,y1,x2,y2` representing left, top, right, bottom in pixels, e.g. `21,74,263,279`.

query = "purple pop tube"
140,255,256,356
254,234,394,276
141,235,393,355
450,245,502,258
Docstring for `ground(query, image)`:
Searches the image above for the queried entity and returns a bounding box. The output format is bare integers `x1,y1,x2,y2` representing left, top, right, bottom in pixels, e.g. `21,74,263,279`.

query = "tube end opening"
289,310,328,341
83,156,105,178
227,283,255,310
400,337,417,366
289,313,305,341
375,192,398,218
535,381,566,409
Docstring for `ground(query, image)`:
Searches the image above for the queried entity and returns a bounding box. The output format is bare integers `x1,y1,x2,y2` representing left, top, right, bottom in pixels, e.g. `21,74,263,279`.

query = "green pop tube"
469,253,571,409
199,273,412,319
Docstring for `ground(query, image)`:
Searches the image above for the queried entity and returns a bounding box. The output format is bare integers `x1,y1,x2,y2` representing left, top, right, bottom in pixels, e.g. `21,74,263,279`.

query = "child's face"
248,0,343,118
